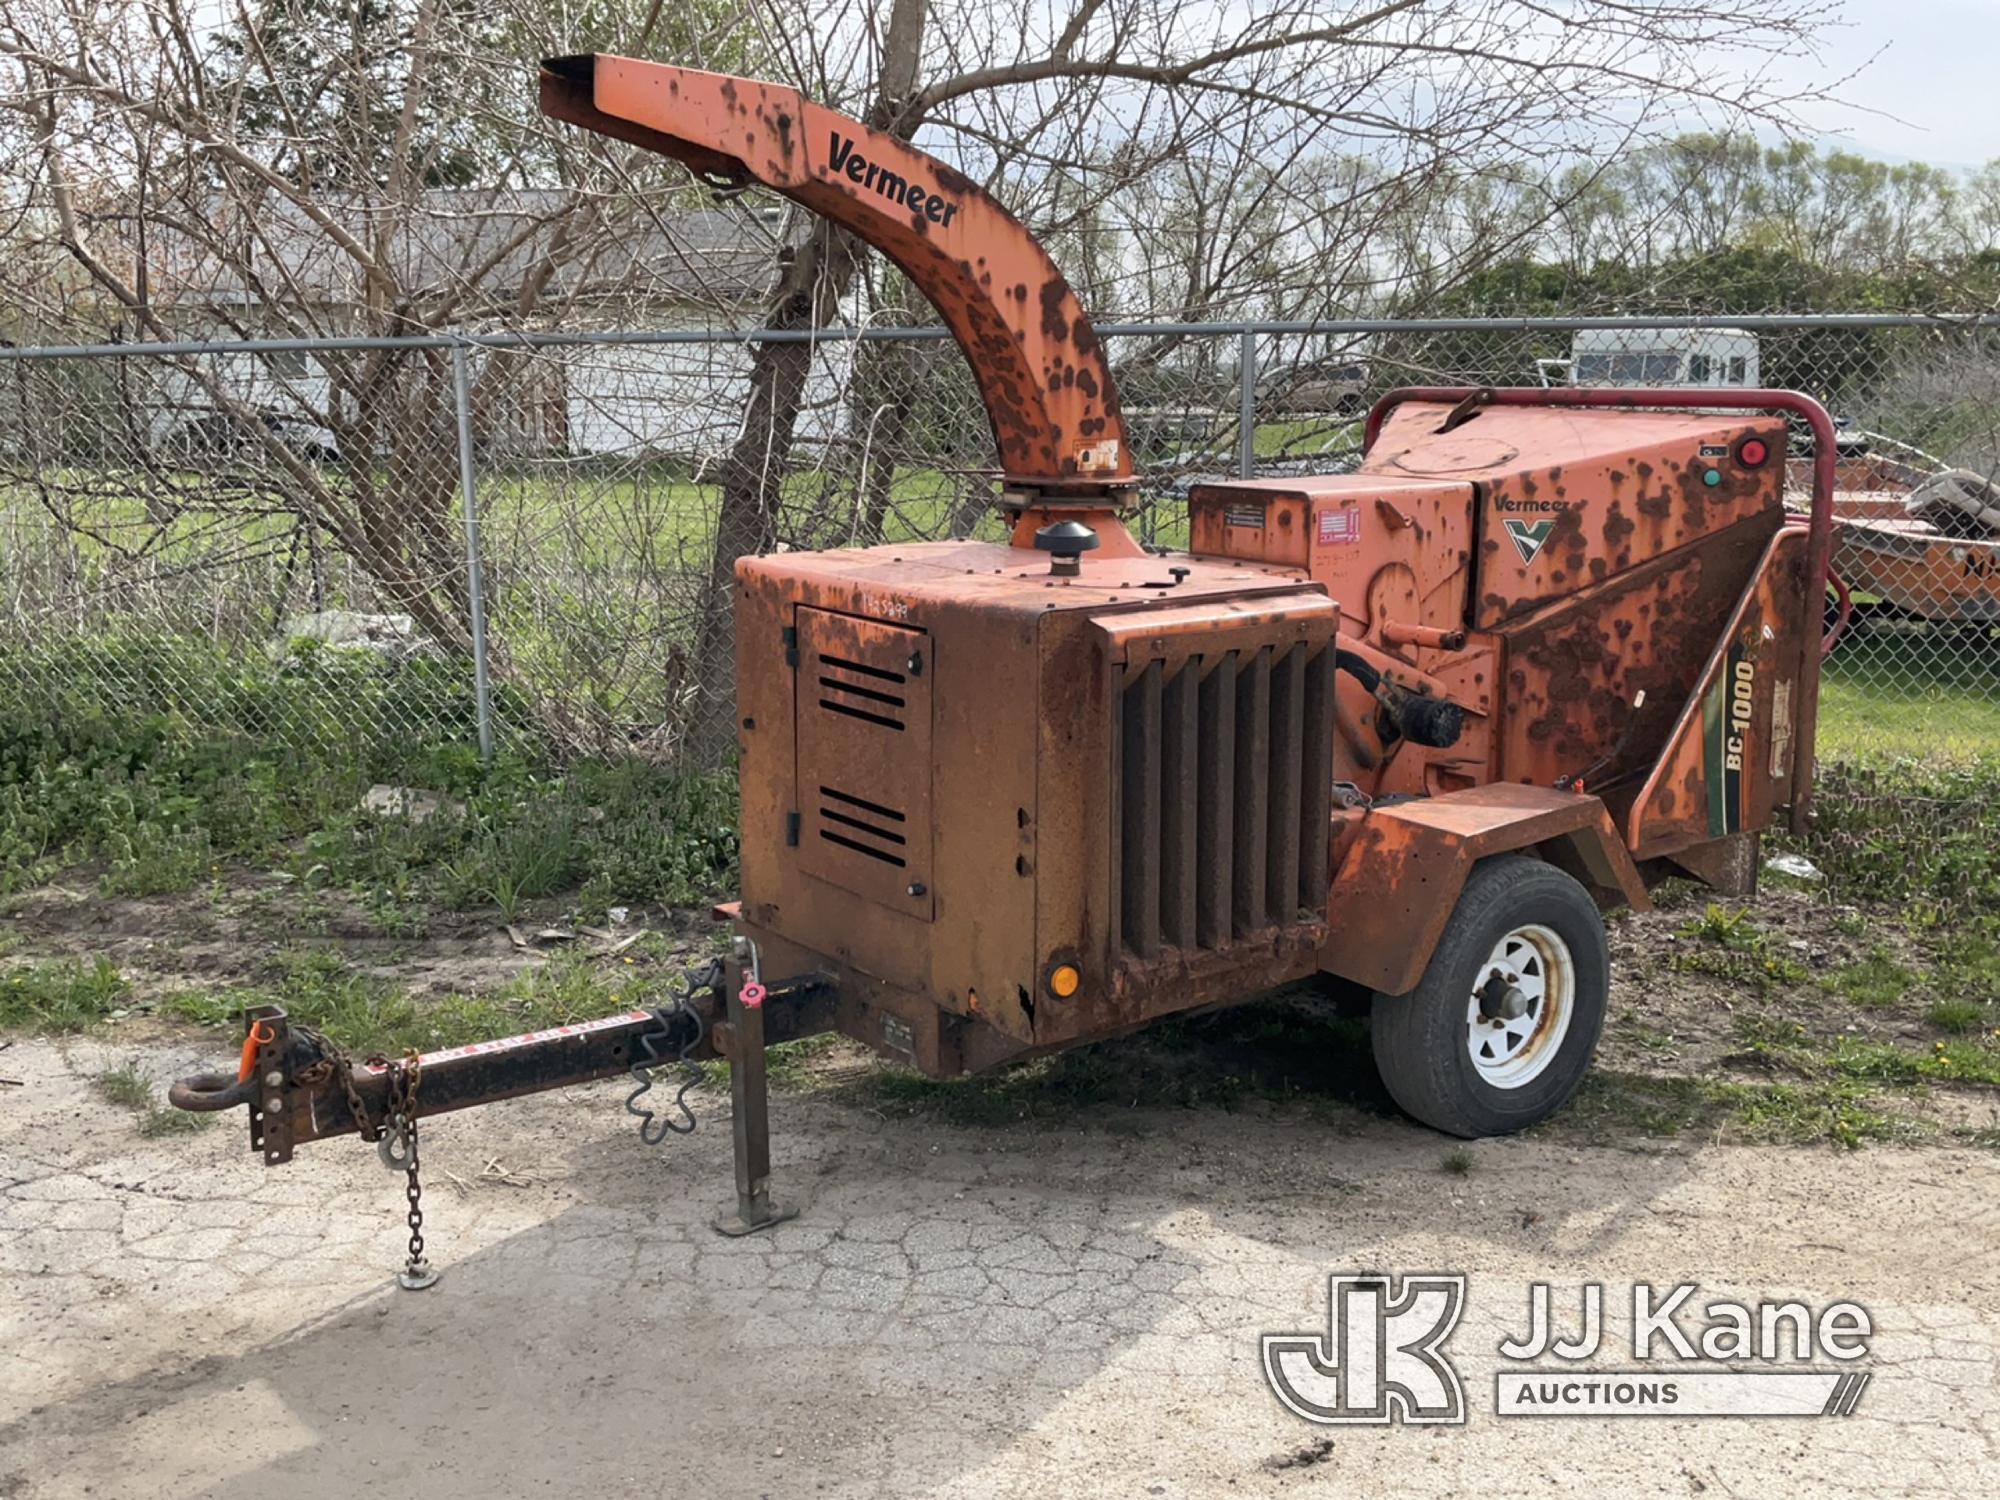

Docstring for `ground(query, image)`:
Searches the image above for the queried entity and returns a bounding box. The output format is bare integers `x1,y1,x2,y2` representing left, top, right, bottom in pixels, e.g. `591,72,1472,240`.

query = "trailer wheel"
1370,855,1609,1138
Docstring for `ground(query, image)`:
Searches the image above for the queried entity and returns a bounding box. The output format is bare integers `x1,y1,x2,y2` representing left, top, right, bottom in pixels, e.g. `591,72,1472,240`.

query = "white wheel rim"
1464,924,1575,1089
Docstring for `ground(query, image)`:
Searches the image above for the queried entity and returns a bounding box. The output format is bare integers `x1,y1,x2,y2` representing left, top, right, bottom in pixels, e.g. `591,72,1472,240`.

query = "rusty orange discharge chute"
168,62,1833,1228
540,54,1133,515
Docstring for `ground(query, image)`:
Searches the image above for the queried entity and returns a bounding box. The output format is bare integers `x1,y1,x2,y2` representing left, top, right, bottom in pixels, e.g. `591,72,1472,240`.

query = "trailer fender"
1320,783,1649,998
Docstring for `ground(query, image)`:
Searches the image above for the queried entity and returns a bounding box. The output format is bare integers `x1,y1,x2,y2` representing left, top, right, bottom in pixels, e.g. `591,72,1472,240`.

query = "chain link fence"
3,315,1998,773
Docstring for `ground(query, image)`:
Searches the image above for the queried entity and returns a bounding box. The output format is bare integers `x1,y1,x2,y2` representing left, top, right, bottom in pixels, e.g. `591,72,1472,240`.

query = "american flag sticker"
1318,506,1361,545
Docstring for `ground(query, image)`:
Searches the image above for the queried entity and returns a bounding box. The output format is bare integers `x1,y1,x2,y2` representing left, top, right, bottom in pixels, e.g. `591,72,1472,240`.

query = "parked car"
1257,358,1370,417
165,409,341,466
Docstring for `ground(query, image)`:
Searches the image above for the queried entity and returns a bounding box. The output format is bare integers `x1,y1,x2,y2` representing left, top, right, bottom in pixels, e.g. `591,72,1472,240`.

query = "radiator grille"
1116,643,1335,958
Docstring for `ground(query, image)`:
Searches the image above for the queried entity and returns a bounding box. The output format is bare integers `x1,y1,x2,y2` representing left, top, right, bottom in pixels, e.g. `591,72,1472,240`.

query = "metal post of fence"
1237,327,1256,479
450,343,495,764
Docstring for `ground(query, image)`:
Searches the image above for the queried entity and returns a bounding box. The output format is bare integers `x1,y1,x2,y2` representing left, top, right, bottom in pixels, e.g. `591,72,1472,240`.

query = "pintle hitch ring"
167,1072,259,1112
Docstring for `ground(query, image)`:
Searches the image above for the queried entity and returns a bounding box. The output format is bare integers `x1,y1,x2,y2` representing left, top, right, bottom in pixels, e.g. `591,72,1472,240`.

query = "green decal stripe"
1704,673,1728,837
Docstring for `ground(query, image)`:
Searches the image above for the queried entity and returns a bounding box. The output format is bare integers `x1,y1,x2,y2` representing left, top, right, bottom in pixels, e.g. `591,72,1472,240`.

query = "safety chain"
386,1049,437,1291
292,1026,437,1290
625,958,722,1145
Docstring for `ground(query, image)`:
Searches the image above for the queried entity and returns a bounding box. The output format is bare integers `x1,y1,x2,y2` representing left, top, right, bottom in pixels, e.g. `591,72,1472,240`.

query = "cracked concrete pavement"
3,1035,1996,1498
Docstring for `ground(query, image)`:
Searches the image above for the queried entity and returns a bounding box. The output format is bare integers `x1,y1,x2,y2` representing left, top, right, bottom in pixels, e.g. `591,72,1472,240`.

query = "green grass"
1439,1148,1475,1176
160,947,664,1057
0,957,128,1031
1730,1006,2000,1090
90,1054,213,1135
0,644,740,915
1827,1036,2000,1087
1818,629,2000,762
1926,999,1989,1034
1825,949,1914,1007
1558,1069,1919,1149
1805,758,2000,929
0,459,1016,745
1727,1081,1916,1149
1253,416,1362,461
1934,932,2000,1000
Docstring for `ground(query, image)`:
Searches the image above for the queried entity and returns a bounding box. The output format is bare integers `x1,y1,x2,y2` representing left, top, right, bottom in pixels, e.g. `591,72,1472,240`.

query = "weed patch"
0,640,740,917
1673,904,1809,990
0,958,127,1031
93,1059,155,1109
1824,949,1913,1007
1727,1081,1916,1149
1827,1036,2000,1088
90,1054,212,1136
1926,999,1990,1034
1731,1018,2000,1091
1804,758,2000,925
1560,1069,1919,1149
138,1106,210,1137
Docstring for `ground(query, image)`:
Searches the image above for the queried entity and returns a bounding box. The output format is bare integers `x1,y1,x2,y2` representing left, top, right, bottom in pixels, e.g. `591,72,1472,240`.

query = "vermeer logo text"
827,134,960,226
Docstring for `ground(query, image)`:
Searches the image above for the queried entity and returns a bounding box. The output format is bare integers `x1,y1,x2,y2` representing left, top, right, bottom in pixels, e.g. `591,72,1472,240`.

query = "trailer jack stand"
711,949,797,1237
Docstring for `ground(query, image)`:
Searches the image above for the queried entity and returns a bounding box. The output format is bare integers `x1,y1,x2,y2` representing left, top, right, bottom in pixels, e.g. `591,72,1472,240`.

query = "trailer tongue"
172,54,1834,1284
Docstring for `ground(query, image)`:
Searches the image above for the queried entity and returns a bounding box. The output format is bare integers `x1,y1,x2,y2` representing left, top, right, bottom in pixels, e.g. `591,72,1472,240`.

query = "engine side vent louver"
816,785,908,866
817,651,907,730
1116,642,1335,959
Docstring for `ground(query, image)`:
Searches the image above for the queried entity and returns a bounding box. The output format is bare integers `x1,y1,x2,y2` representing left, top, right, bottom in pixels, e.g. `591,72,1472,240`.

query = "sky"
1766,0,2000,167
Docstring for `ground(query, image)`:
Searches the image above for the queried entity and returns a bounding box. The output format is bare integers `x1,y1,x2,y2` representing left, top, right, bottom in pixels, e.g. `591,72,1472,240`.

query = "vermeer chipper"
172,55,1837,1247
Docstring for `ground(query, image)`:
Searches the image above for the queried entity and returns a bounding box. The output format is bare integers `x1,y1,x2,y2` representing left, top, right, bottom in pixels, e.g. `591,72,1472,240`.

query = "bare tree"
0,0,759,725
1,0,1843,763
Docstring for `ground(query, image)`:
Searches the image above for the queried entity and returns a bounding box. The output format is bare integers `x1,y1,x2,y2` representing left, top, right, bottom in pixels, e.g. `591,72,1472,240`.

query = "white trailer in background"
1541,327,1761,389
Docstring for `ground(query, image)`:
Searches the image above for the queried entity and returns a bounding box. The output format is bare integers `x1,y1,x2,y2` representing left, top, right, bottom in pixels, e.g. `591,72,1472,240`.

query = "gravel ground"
3,1033,1996,1500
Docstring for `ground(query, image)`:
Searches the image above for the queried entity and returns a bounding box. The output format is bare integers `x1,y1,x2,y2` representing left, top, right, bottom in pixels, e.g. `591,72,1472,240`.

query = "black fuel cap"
1034,519,1100,577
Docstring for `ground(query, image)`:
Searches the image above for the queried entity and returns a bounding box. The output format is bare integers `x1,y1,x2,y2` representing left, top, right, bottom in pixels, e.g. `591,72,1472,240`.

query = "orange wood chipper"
172,55,1837,1259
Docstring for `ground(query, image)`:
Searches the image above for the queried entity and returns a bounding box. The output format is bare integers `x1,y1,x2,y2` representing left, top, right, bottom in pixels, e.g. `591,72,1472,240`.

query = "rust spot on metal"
1039,280,1071,343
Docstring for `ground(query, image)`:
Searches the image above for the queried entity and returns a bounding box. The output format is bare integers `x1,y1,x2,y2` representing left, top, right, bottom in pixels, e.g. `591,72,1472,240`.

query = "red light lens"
1736,437,1769,468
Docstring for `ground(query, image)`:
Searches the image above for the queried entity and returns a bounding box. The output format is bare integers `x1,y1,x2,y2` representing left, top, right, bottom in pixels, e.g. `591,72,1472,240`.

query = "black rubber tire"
1370,855,1609,1138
